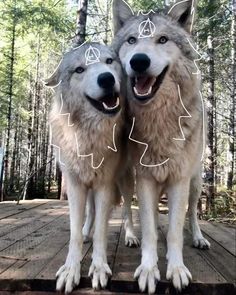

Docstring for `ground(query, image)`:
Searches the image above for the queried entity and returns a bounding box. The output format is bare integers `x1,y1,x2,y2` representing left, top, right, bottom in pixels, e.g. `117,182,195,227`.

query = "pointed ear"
112,0,134,34
168,0,197,33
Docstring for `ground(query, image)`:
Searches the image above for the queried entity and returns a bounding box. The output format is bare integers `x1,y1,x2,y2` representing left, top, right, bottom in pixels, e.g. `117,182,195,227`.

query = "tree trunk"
206,35,216,214
9,113,19,192
27,35,41,199
227,0,236,190
3,1,17,199
73,0,88,46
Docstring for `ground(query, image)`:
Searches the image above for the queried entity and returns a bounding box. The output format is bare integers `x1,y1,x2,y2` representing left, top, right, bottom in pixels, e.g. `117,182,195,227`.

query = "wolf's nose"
130,53,151,73
98,72,115,89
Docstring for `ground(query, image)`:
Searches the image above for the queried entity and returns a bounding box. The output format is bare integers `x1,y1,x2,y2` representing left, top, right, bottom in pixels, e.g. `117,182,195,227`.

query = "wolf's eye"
158,36,168,44
106,58,113,64
128,37,137,45
75,67,84,74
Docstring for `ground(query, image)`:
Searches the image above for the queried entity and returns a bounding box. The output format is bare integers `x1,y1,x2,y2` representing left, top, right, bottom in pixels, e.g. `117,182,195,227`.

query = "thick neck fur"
50,90,124,184
128,58,203,182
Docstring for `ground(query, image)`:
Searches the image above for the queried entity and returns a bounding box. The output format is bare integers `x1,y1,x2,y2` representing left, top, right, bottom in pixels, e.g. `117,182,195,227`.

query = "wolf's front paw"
193,236,211,249
56,262,81,293
166,263,192,291
134,263,160,294
88,261,112,290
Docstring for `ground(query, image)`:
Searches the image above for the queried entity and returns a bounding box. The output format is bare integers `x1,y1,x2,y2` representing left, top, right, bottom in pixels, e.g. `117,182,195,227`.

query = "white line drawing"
74,132,104,169
187,38,202,75
49,124,65,166
85,45,100,65
137,10,155,16
129,117,170,167
49,93,74,167
58,94,74,127
107,123,118,152
173,84,192,141
73,40,87,51
167,0,195,33
138,18,156,39
51,79,62,89
199,90,206,162
186,37,206,162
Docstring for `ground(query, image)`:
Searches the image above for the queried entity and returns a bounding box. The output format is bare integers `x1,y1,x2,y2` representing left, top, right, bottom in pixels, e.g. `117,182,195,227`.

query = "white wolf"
45,42,138,293
112,0,210,293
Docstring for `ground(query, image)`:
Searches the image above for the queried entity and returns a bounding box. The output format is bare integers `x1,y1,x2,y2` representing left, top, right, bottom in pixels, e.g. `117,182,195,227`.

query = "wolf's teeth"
147,86,152,95
102,97,120,110
134,86,152,96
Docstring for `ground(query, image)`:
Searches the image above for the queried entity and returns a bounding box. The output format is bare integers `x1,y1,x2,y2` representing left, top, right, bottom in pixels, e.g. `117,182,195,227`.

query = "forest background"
0,0,235,223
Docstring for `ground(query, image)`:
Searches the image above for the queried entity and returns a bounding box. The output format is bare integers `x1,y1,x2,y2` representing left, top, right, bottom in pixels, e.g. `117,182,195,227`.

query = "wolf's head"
112,0,198,105
45,43,122,117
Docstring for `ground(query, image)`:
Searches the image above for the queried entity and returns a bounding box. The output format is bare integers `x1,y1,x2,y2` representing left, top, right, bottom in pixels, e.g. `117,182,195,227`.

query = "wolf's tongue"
135,76,156,94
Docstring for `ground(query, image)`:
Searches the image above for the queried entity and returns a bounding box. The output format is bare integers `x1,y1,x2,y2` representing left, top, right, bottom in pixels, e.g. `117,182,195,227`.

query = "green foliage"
0,0,75,132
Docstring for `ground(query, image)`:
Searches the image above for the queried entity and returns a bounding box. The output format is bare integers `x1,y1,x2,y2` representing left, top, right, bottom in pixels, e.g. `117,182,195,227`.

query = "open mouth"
131,66,169,103
86,92,121,115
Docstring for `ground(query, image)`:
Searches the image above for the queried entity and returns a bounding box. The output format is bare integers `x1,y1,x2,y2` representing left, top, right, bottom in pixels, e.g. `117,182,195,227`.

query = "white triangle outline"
85,46,100,65
138,18,156,39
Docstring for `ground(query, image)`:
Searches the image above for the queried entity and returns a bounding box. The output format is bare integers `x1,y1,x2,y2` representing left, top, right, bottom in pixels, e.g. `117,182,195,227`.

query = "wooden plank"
191,234,236,284
0,204,68,254
0,200,49,220
0,204,235,295
0,213,69,280
0,207,68,276
159,214,227,284
36,240,92,280
199,220,236,255
0,201,65,238
0,288,144,294
111,208,140,293
111,215,167,293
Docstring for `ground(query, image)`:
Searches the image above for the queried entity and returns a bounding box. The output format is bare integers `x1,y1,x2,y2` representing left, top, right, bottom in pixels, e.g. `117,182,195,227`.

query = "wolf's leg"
166,178,192,291
134,176,160,294
82,190,95,243
119,169,140,247
189,172,210,249
56,172,87,293
89,185,113,289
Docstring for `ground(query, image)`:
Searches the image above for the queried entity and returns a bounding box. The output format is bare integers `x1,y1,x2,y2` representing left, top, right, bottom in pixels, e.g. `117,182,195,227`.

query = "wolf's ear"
112,0,134,34
44,65,61,87
168,0,197,33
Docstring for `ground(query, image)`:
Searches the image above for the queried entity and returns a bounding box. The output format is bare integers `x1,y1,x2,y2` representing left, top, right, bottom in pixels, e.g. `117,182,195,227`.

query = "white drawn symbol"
173,84,192,141
85,45,100,65
138,18,156,39
129,117,170,167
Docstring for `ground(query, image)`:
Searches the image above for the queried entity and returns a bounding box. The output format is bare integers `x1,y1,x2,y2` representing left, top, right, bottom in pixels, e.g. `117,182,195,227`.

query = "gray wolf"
112,0,210,293
45,42,138,293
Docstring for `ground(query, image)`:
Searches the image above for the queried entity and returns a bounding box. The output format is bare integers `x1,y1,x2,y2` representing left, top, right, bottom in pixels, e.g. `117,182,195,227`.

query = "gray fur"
112,0,209,293
47,43,139,293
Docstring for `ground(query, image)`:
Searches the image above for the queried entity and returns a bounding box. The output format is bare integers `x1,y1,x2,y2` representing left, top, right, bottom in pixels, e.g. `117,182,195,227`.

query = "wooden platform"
0,200,235,295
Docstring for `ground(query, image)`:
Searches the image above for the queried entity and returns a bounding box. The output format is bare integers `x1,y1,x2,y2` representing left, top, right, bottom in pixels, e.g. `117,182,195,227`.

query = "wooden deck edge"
0,278,235,295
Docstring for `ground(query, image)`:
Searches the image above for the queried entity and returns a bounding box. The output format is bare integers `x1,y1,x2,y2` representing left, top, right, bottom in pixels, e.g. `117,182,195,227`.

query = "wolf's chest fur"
51,114,122,186
130,93,202,183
